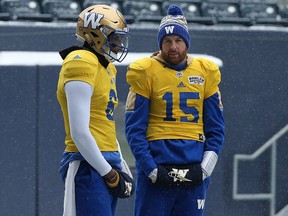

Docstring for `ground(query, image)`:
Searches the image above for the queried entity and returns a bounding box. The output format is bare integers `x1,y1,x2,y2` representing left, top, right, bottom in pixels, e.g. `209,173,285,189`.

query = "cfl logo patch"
168,168,191,182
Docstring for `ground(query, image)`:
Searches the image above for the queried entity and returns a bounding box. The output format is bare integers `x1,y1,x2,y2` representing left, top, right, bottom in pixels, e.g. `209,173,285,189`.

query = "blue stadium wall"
0,24,288,216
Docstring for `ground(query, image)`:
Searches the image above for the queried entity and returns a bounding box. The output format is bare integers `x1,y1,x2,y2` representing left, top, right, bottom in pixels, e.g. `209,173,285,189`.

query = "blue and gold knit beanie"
157,5,190,50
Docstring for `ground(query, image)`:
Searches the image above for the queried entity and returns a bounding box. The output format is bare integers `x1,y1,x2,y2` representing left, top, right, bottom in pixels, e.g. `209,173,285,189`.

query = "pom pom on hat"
167,5,183,16
157,5,190,50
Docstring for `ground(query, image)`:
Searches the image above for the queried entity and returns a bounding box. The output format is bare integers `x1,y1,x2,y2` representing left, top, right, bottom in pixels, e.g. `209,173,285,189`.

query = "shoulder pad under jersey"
127,58,156,98
62,50,99,85
107,62,116,74
195,57,219,72
128,57,153,71
193,58,221,98
64,49,98,66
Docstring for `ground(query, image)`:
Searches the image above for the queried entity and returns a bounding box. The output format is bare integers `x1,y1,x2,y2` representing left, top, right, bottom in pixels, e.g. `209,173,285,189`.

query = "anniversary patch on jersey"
188,76,205,85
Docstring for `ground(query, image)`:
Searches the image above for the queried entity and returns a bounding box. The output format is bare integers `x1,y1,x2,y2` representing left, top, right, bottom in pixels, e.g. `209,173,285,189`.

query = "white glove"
148,168,158,183
201,151,218,180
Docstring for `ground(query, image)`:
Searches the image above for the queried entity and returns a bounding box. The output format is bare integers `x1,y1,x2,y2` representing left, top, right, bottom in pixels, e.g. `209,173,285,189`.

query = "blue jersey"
125,55,224,176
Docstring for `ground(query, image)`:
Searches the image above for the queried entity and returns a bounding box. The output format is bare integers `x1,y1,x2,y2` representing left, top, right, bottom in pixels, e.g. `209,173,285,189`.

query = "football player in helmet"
125,5,224,216
75,4,129,62
56,4,133,216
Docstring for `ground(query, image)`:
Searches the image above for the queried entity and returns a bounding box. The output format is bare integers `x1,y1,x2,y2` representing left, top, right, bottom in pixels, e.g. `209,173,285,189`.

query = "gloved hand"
201,151,218,180
105,169,135,199
154,163,203,187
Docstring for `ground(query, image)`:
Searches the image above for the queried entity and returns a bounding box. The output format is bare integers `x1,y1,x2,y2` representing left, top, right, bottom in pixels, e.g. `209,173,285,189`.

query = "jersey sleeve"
126,58,153,99
199,58,221,99
125,92,157,176
203,92,225,155
62,50,98,87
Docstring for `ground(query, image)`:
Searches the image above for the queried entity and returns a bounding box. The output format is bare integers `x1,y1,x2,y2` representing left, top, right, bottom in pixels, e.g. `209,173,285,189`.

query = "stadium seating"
162,0,202,18
240,2,278,19
0,0,287,26
201,1,253,26
240,2,288,26
202,1,240,18
122,0,163,23
0,0,53,21
278,4,288,19
81,0,135,23
41,0,82,21
0,12,10,21
82,0,122,11
162,0,215,25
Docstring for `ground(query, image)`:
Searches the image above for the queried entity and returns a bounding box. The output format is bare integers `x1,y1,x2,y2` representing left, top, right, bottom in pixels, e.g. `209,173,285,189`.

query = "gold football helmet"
76,5,130,62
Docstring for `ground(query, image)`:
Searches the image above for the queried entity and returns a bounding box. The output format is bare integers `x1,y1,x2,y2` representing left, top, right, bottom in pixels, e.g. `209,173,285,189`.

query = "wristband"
106,172,120,187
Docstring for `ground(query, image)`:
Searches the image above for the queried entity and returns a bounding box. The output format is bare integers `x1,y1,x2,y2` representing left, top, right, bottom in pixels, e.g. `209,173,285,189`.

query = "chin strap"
201,151,218,180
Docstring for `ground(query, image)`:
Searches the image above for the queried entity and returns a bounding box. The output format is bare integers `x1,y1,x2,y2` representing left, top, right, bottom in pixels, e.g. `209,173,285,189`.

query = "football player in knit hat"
125,4,224,216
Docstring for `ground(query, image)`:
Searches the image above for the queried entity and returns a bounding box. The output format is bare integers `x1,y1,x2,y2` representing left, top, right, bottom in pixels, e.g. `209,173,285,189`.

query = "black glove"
155,163,203,187
105,169,135,199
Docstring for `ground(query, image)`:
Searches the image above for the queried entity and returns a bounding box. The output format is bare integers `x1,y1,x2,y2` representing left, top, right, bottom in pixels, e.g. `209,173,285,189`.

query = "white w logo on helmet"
165,26,174,34
83,12,104,29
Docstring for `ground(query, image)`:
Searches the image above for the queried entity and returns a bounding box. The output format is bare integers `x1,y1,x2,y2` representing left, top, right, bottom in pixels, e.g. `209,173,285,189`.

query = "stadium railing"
233,124,288,216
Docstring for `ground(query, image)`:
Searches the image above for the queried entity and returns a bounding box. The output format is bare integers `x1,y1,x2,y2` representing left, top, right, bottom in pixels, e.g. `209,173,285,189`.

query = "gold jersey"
126,57,221,142
57,49,118,152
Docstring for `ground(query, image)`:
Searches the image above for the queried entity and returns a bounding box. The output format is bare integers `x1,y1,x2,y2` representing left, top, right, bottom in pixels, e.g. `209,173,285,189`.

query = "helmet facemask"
100,26,129,63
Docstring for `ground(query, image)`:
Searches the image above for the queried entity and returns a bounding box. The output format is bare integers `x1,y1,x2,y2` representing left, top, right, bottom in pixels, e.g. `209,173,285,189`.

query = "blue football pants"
74,161,117,216
134,173,210,216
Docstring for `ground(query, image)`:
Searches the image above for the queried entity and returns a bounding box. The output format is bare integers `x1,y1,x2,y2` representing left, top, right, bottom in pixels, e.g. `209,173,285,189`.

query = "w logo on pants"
197,199,205,209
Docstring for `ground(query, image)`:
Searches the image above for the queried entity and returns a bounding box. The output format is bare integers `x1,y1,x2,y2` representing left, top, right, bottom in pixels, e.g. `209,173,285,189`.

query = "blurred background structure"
0,0,288,216
0,0,288,25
